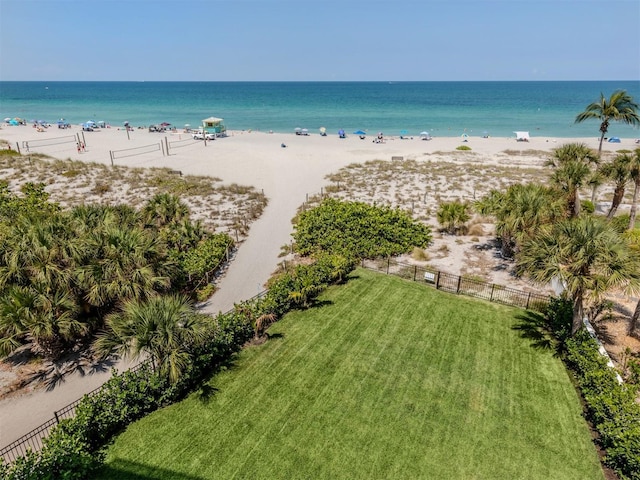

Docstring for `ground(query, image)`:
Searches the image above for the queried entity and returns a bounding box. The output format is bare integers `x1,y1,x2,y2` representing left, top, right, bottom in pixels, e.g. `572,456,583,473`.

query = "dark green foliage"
564,331,640,479
181,233,233,279
293,198,431,259
544,297,573,342
0,189,229,359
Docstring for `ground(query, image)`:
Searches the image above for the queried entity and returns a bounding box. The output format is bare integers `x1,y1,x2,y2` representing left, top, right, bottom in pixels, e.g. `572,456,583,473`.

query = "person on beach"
77,142,81,153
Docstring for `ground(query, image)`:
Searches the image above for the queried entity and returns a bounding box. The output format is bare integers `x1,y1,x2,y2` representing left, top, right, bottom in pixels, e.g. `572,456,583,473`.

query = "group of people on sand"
373,132,385,144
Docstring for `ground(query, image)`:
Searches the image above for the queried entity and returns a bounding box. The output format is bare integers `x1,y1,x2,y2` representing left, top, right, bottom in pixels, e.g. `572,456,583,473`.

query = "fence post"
456,276,462,293
54,411,60,424
165,137,170,156
15,142,20,154
413,265,417,281
386,257,390,274
161,140,165,156
435,271,441,290
109,151,114,166
526,292,531,310
490,284,495,302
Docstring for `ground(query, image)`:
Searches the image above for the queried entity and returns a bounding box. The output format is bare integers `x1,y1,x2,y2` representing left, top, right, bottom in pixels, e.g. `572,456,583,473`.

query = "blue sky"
1,0,638,81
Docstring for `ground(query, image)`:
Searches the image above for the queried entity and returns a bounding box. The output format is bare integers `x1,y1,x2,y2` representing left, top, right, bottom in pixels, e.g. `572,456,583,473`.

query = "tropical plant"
599,152,633,219
545,143,598,217
76,226,171,310
575,90,640,155
93,294,208,383
436,200,470,235
628,148,640,230
475,183,563,258
516,215,640,336
142,193,190,228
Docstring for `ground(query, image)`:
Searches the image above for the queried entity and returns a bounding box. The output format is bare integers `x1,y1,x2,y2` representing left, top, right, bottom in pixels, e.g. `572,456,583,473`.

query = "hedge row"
0,253,354,479
564,331,640,479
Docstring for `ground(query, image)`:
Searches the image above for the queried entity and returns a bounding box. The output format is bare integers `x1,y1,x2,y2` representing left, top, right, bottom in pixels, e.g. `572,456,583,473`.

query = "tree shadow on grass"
513,310,557,353
96,458,207,480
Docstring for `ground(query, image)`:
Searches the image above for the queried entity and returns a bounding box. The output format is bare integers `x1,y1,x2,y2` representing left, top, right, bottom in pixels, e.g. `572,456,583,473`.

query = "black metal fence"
362,258,551,313
0,359,152,463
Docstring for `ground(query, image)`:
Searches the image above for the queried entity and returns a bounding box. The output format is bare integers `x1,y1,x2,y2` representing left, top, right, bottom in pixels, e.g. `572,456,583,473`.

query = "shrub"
563,330,640,479
456,145,472,151
293,198,431,259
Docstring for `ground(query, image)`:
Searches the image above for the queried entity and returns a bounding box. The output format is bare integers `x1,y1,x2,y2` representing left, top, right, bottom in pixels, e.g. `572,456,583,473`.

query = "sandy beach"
0,123,637,449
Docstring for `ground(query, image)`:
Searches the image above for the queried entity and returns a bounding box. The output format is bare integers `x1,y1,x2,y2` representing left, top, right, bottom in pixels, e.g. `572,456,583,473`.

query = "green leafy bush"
564,331,640,478
293,198,431,259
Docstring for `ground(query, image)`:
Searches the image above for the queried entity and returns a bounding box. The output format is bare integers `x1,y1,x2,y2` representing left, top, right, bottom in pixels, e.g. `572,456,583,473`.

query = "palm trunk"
598,133,605,156
629,298,640,335
568,188,580,218
629,179,640,230
606,184,626,220
571,292,584,336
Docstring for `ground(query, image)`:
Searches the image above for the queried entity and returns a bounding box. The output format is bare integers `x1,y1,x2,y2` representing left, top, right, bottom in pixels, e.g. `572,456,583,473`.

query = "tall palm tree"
93,294,208,383
575,90,640,156
628,148,640,230
517,216,640,336
600,152,633,219
546,143,598,217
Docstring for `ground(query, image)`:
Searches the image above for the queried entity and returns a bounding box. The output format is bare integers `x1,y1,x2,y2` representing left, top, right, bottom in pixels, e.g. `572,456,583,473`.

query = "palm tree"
436,200,471,235
546,143,598,217
76,226,171,310
476,184,563,258
575,90,640,156
628,148,640,230
93,294,208,383
517,216,640,336
599,152,633,219
142,193,190,228
587,169,606,204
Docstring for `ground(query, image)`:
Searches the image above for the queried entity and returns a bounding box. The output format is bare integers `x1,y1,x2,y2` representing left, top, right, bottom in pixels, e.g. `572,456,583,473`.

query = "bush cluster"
293,198,431,259
565,332,640,479
546,299,640,479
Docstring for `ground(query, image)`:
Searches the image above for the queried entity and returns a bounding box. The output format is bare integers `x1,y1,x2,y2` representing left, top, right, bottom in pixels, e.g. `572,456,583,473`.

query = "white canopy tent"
514,131,530,142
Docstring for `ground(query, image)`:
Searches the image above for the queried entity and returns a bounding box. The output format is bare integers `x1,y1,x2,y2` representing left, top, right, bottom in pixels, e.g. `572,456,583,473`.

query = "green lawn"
97,268,604,480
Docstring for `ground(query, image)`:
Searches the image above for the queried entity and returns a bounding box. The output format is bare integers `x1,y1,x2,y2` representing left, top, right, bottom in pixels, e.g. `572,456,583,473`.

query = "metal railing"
362,257,551,313
0,359,152,463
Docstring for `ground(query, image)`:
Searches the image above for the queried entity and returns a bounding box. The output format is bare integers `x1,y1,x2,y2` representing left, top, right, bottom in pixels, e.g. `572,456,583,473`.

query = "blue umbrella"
353,130,367,136
400,130,409,136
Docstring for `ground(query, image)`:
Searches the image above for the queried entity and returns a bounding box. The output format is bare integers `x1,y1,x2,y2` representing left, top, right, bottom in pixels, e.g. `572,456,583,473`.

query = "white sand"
0,123,633,448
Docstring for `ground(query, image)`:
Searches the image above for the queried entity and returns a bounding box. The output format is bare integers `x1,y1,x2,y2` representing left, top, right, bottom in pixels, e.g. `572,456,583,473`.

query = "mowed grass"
97,268,603,480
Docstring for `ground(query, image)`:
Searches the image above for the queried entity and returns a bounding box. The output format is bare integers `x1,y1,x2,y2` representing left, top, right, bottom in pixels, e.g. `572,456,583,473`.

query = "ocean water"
1,81,639,138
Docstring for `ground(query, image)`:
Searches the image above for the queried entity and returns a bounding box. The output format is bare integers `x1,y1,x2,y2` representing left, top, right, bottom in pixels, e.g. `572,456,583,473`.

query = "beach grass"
96,268,603,480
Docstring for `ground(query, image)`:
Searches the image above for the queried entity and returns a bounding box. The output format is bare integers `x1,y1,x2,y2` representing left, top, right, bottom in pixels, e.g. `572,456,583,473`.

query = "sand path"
0,125,624,449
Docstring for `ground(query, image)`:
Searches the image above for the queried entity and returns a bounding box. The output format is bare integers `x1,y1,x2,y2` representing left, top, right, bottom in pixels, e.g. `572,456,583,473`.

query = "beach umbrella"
319,127,326,134
3,118,10,122
400,130,408,136
184,124,190,127
420,131,429,136
294,127,302,134
301,128,308,135
353,130,367,136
